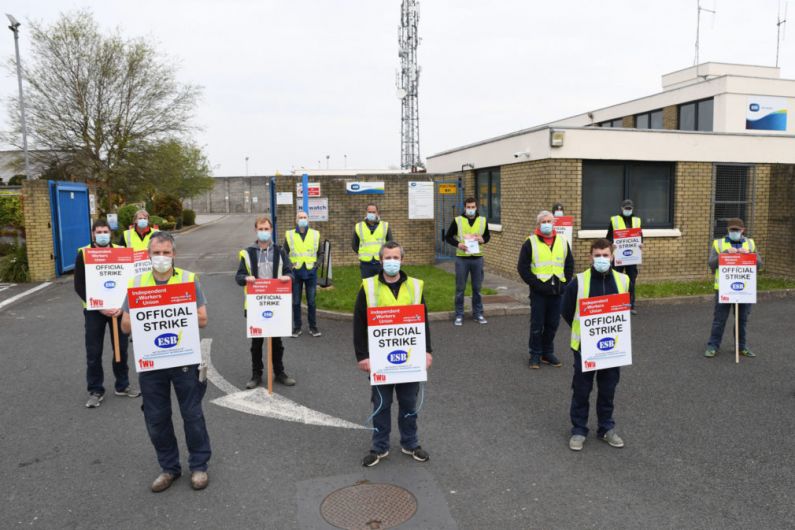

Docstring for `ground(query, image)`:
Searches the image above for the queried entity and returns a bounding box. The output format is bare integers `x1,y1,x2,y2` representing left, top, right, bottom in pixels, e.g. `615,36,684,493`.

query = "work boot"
151,472,179,493
245,374,262,389
190,471,209,491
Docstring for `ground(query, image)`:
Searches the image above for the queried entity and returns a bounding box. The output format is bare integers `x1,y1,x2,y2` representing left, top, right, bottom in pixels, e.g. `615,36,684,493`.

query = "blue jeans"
570,350,620,437
139,365,211,475
454,256,484,318
84,309,129,394
292,266,317,329
360,260,381,279
370,382,420,453
528,291,562,360
707,293,751,350
614,265,638,309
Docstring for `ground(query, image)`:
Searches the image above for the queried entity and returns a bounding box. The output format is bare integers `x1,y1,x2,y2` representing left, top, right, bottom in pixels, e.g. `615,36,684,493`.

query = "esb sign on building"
367,305,427,385
128,283,202,372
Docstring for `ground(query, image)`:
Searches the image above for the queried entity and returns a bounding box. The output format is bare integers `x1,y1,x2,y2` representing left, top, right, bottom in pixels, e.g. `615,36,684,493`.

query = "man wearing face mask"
236,216,296,388
445,197,490,326
561,239,629,452
284,211,322,338
517,211,575,369
120,231,211,492
606,199,642,315
353,241,433,467
74,219,140,408
705,218,763,358
120,209,159,250
352,204,393,279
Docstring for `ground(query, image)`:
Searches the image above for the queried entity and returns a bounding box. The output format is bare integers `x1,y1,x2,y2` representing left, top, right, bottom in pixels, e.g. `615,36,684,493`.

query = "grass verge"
637,274,795,299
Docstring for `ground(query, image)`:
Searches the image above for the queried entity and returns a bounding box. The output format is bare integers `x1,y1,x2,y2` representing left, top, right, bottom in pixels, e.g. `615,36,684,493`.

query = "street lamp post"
7,14,31,179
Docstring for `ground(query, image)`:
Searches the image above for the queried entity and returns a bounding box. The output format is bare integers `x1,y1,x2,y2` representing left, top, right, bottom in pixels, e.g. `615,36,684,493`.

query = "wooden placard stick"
734,303,740,364
267,337,273,395
112,315,121,363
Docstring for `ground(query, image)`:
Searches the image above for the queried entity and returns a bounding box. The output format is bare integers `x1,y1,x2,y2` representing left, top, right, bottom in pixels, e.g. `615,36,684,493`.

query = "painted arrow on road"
202,338,365,430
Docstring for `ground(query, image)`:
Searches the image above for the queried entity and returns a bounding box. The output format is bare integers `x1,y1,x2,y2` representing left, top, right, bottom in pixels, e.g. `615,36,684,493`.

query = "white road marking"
0,282,52,311
202,338,364,430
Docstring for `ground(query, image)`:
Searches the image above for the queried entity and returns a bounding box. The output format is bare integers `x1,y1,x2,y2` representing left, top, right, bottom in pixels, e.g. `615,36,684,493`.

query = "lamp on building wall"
550,129,565,147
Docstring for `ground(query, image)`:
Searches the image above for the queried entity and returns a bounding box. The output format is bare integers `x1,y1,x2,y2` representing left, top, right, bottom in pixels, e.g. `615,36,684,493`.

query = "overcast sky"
1,0,793,175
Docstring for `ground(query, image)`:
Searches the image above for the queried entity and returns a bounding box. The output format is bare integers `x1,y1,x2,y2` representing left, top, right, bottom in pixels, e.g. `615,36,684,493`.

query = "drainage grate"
320,481,418,529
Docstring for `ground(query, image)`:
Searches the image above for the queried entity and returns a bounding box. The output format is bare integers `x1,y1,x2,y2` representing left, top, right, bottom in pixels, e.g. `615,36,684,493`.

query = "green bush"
153,193,183,221
160,221,176,230
0,196,24,228
149,215,166,228
117,204,140,230
0,243,30,282
182,209,196,226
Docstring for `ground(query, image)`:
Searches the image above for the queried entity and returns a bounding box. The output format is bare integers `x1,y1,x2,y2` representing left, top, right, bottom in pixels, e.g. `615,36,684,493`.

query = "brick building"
427,63,795,281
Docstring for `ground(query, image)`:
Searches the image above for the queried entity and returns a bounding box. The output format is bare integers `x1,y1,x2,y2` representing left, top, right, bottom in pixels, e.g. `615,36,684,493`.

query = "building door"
713,165,753,238
434,179,462,260
49,181,91,275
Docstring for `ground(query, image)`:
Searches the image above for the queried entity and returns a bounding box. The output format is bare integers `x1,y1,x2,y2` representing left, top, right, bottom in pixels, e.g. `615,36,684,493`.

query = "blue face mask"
728,230,742,242
257,230,272,242
593,256,611,273
298,219,308,228
554,210,564,217
382,259,401,277
465,208,477,217
137,218,149,230
539,222,554,236
366,213,377,222
622,209,633,217
95,233,111,246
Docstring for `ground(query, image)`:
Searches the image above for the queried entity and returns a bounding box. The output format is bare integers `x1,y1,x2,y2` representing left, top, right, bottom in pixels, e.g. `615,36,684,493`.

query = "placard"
579,292,632,372
367,305,427,385
107,213,119,231
613,228,642,266
246,279,293,338
84,247,135,310
128,282,202,372
346,181,385,195
553,216,574,248
133,250,152,275
297,197,329,222
718,253,757,304
276,192,294,205
464,240,480,255
296,182,321,198
408,181,434,219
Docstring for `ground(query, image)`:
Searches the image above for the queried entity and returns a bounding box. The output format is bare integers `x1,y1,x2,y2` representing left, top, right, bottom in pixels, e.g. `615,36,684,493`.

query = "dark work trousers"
370,382,420,453
570,350,620,437
139,365,211,475
292,266,317,330
359,260,382,279
707,293,751,350
84,309,130,394
528,291,562,361
251,337,285,376
614,265,638,308
454,256,484,318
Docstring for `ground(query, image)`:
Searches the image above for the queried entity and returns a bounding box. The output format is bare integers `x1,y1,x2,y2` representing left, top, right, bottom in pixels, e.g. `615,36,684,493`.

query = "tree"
3,10,202,210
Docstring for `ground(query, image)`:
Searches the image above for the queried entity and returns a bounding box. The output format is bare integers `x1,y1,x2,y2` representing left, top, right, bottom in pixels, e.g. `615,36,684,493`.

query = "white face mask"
151,255,173,273
553,210,564,218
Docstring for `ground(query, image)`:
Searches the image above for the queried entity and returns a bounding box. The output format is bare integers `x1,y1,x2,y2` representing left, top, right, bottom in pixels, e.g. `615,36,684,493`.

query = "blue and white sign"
746,96,788,131
346,181,385,195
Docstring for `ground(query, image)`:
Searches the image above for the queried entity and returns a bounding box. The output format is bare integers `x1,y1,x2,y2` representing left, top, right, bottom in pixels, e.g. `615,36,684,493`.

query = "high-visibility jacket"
527,234,568,282
78,243,123,308
712,237,756,289
570,268,629,351
123,227,159,251
610,216,642,230
238,247,284,309
362,275,424,307
454,215,486,257
356,221,389,262
129,267,196,288
285,228,319,269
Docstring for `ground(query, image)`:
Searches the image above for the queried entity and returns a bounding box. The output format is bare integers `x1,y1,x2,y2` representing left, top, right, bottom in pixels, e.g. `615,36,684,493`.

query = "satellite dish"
397,88,407,99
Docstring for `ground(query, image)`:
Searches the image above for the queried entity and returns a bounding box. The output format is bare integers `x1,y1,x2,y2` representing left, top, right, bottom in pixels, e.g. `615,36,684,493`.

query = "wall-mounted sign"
746,96,788,131
438,183,457,195
297,197,329,222
408,181,434,219
346,181,384,195
296,182,321,198
276,192,294,205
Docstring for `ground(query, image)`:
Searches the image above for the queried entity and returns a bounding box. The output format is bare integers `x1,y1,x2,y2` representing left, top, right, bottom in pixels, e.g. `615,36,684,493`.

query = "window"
635,109,663,129
678,98,713,131
599,118,624,128
475,167,501,224
582,161,675,229
713,165,752,238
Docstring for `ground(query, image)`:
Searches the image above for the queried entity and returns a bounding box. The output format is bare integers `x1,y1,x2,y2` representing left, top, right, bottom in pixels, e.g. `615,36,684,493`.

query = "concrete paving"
1,214,793,529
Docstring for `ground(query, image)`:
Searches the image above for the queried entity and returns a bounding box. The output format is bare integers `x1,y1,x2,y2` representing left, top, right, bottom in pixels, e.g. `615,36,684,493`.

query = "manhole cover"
320,482,417,529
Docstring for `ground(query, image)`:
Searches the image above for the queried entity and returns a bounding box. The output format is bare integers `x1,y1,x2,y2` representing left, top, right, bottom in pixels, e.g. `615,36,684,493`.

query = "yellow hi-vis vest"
570,268,629,351
238,247,284,309
285,228,319,269
528,234,568,282
363,275,424,307
129,267,196,288
79,243,123,308
712,238,756,289
123,227,160,251
610,216,642,230
356,221,389,262
454,215,486,257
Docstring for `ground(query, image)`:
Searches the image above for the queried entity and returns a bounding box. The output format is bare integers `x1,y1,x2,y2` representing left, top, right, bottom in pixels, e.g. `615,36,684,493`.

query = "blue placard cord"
404,382,424,418
364,385,384,432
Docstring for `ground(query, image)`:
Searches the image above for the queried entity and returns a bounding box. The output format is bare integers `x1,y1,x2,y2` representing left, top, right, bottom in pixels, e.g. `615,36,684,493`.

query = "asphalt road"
1,214,793,529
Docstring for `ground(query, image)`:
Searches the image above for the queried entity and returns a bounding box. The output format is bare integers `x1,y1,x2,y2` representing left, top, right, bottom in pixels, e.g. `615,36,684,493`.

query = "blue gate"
434,179,463,260
49,181,91,275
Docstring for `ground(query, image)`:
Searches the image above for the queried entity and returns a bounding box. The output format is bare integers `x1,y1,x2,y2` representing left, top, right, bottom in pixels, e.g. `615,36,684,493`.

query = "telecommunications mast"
397,0,423,171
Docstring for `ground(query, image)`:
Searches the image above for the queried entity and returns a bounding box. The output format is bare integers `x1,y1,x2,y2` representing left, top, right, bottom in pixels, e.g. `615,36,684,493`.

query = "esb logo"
351,183,360,190
261,310,273,318
387,350,409,365
749,103,760,112
730,282,745,291
154,333,179,348
104,280,116,289
622,249,633,257
597,338,616,351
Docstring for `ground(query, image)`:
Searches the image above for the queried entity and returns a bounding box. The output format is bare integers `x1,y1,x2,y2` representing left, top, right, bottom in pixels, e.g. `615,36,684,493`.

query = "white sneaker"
454,316,463,326
569,435,586,451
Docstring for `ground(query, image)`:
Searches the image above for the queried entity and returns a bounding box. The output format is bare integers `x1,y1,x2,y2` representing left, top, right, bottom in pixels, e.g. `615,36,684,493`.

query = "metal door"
49,181,91,275
434,179,463,260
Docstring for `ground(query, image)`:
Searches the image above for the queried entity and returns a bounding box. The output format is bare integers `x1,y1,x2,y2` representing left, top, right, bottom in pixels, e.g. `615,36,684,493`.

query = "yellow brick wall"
22,180,56,281
765,165,795,277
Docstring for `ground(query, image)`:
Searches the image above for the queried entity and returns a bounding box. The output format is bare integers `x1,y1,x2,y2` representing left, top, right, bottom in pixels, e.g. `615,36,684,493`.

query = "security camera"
513,150,530,159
